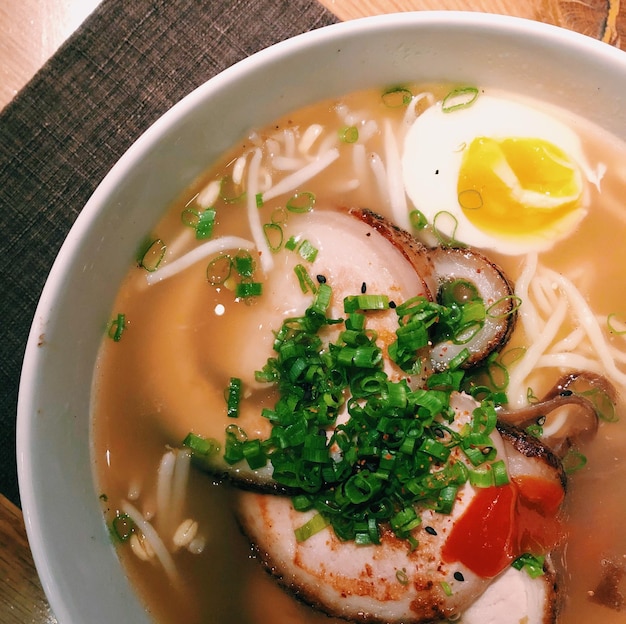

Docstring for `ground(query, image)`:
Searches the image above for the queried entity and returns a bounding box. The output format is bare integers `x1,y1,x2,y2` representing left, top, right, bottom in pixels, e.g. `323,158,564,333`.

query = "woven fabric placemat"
0,0,338,506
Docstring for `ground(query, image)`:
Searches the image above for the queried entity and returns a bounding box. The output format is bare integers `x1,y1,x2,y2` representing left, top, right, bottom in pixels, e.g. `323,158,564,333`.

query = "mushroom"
497,371,616,455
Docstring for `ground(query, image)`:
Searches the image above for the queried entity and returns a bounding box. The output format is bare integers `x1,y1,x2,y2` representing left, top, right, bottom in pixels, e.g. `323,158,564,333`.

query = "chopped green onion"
419,438,451,462
486,295,523,319
297,239,319,262
381,86,413,108
236,282,263,298
432,211,464,247
242,439,267,469
285,235,299,251
206,254,232,285
442,86,480,113
111,513,134,542
440,581,453,597
527,387,540,404
182,432,220,458
607,312,626,334
578,387,618,422
409,209,428,230
512,553,545,578
286,191,316,213
107,313,126,342
225,377,242,418
256,192,264,208
138,237,167,272
491,459,509,486
271,206,288,224
294,264,317,294
562,448,587,474
396,568,409,585
458,189,483,210
195,208,217,240
233,251,255,278
294,513,330,542
263,223,283,252
219,175,245,203
339,126,359,143
447,348,470,371
181,208,200,228
344,294,390,313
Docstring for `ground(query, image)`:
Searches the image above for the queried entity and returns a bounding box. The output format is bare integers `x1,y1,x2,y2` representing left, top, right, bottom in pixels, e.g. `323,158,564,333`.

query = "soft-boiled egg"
402,91,591,254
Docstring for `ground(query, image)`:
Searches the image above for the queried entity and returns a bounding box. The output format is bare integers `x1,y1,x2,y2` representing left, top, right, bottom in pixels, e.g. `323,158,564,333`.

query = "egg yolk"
457,137,584,239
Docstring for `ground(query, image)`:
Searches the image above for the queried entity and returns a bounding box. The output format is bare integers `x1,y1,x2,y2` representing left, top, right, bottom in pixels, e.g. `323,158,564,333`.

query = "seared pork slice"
461,562,558,624
236,487,489,624
235,394,566,624
235,393,499,623
176,208,435,488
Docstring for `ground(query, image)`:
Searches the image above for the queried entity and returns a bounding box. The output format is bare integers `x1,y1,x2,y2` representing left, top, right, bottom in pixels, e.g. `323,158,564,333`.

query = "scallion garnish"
294,513,330,542
432,211,465,248
339,125,359,144
225,377,242,418
233,251,255,278
286,191,316,213
344,294,390,313
263,223,283,252
440,581,454,597
206,254,232,286
294,264,317,294
195,208,217,240
137,237,167,272
441,86,480,113
512,553,545,578
182,432,220,457
409,209,428,230
107,313,126,342
236,281,263,298
381,86,413,108
285,235,299,251
219,175,245,203
181,208,200,228
297,239,319,262
458,189,483,211
111,512,135,542
562,447,587,474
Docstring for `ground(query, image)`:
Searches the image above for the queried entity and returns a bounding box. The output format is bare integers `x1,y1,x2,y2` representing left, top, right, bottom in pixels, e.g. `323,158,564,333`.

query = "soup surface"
93,84,626,623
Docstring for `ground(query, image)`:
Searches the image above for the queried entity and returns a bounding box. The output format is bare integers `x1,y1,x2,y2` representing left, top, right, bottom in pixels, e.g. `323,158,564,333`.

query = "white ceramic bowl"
17,11,626,624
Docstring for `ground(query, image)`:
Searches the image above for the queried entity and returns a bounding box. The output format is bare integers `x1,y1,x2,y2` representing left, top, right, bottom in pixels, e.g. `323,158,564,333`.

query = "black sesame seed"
361,282,367,294
435,169,439,175
425,526,437,536
560,389,573,397
389,301,397,309
316,274,327,284
453,571,465,582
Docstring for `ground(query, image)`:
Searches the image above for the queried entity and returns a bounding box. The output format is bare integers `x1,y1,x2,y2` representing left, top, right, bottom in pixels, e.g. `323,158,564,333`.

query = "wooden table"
1,0,625,622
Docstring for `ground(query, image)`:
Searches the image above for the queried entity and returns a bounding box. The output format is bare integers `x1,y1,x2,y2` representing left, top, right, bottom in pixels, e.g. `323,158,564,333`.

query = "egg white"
401,93,590,255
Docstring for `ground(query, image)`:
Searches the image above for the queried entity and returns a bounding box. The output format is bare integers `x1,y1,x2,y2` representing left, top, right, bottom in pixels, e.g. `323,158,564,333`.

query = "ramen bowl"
17,11,626,624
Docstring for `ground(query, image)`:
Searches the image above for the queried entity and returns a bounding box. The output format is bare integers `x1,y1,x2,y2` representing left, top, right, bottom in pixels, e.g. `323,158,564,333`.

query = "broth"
92,85,626,623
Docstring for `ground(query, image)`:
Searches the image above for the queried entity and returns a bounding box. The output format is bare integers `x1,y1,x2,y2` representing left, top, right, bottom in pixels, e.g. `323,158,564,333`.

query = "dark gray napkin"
0,0,338,506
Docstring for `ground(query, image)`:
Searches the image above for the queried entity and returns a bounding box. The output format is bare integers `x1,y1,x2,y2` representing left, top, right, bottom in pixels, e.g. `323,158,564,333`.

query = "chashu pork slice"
157,207,436,488
235,392,566,624
461,562,558,624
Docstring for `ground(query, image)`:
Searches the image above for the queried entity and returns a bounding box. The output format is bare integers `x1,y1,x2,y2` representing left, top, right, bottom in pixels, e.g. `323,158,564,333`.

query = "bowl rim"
16,10,626,623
